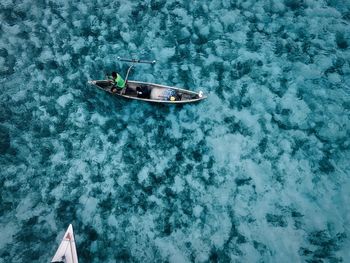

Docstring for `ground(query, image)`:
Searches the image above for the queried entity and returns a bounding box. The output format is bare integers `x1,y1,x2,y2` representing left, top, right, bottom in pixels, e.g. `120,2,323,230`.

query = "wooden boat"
88,57,207,104
51,224,79,263
88,80,206,104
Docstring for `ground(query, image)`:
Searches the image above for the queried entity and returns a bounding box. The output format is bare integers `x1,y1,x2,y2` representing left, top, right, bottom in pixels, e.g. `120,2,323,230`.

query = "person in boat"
136,85,150,98
109,71,126,93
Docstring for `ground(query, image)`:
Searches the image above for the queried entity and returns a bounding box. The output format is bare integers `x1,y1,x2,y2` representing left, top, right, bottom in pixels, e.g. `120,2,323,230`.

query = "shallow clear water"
0,0,349,262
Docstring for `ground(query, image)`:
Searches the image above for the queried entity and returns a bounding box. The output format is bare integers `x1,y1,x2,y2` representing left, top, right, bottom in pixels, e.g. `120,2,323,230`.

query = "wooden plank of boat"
88,57,207,104
51,224,79,263
88,80,207,104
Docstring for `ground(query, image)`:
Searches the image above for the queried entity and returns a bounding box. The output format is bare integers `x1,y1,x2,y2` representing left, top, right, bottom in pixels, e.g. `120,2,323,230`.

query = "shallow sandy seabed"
0,0,350,262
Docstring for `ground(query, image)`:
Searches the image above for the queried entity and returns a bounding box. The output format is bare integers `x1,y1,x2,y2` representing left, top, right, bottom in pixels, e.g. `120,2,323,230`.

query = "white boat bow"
51,224,79,263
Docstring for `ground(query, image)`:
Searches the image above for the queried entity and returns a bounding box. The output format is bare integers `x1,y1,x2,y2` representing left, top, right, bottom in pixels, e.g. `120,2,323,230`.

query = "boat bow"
51,224,79,263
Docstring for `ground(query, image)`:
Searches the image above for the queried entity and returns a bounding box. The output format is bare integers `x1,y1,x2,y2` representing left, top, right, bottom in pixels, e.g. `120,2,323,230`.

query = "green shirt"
114,74,125,89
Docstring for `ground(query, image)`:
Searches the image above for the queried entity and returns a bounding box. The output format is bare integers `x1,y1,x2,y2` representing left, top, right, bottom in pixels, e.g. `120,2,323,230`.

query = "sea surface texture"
0,0,349,262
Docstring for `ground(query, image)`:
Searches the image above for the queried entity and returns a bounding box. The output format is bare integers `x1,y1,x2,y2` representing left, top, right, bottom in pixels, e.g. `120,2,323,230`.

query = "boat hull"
88,80,207,104
51,224,78,263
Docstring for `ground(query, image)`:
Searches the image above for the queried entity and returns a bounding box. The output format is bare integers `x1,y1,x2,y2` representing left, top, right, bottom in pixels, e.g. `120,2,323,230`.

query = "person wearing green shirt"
111,71,126,89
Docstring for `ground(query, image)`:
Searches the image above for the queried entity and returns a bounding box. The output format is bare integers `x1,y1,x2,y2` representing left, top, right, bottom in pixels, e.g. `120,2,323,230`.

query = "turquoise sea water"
0,0,349,262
